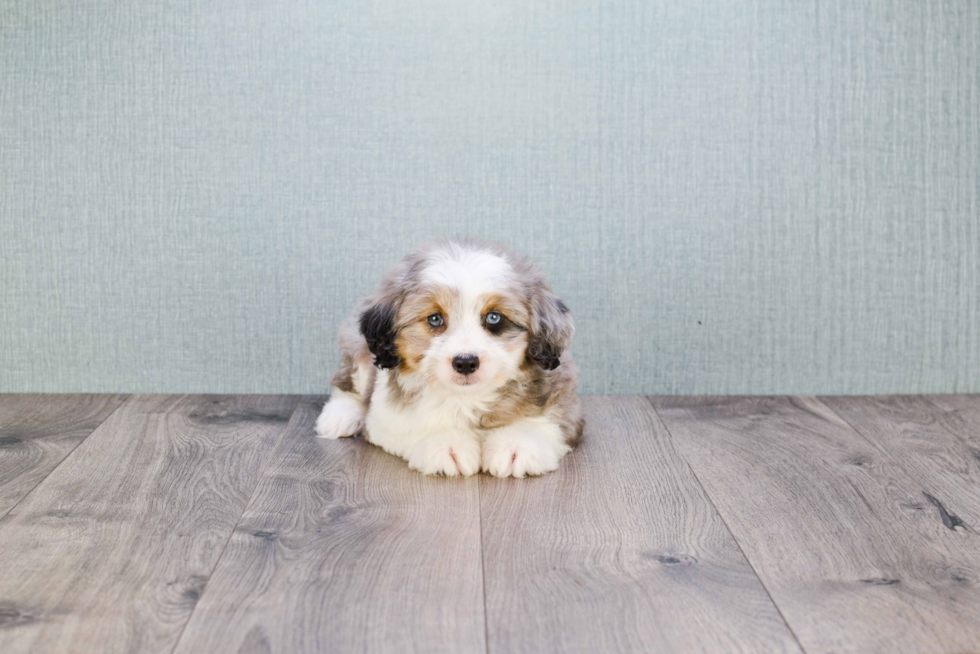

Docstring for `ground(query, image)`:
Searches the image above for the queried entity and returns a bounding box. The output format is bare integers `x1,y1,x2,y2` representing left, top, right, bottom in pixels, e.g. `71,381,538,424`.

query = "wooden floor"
1,395,979,653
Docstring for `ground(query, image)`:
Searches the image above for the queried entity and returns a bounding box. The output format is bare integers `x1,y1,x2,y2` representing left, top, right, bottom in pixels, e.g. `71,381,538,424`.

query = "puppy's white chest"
365,376,490,456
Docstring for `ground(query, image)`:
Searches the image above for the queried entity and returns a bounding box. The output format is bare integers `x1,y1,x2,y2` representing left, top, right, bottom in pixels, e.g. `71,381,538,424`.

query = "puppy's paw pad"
314,396,364,439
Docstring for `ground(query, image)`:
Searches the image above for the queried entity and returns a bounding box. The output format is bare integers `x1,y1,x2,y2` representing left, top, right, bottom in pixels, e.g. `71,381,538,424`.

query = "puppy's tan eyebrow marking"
396,284,460,329
426,287,461,318
480,293,510,313
479,292,528,327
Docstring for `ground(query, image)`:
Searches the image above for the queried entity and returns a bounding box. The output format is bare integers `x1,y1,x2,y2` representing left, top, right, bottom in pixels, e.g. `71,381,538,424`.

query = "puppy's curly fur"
316,238,583,477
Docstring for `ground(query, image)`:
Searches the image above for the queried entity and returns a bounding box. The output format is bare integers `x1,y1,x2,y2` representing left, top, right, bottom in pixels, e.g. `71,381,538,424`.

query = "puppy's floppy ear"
527,289,574,371
359,296,401,370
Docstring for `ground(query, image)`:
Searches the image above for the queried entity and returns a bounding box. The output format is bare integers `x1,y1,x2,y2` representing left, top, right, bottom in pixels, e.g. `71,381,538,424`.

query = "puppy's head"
359,239,573,393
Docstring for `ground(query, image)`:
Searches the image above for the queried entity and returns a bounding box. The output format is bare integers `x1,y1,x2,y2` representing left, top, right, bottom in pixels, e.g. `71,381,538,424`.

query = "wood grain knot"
859,578,900,586
0,607,37,628
923,492,966,531
644,553,697,566
251,530,278,541
188,411,291,426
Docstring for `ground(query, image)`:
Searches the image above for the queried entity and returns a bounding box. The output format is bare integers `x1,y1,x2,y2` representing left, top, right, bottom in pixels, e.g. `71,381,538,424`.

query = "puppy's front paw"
483,442,561,478
315,394,364,439
408,436,481,477
482,423,570,478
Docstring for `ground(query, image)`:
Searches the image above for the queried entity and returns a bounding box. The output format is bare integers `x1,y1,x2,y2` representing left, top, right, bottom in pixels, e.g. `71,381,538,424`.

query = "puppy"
315,238,583,477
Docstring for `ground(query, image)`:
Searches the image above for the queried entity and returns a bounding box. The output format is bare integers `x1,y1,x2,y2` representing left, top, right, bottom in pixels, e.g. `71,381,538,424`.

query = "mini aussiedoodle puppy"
315,237,583,478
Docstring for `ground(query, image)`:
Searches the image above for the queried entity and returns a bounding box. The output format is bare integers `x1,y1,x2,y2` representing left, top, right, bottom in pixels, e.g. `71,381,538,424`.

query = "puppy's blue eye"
427,314,444,327
485,312,502,325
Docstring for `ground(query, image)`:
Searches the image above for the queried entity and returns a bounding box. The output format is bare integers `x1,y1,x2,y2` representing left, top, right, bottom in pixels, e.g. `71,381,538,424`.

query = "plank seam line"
0,394,131,523
478,476,490,654
817,394,977,637
168,396,306,654
645,396,809,654
812,396,977,533
811,396,920,472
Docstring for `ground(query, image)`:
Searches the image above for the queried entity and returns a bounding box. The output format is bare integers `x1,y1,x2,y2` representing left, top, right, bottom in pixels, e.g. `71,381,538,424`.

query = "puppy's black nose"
451,354,480,375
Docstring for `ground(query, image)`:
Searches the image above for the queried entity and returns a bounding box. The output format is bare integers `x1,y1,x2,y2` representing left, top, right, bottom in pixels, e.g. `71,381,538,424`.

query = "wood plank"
822,395,980,528
0,394,299,654
480,396,802,654
172,397,486,654
924,394,980,415
922,394,980,453
0,394,128,519
651,395,980,654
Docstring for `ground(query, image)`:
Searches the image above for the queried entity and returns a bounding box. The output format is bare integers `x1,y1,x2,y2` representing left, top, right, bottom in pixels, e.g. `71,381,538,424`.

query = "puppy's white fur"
316,238,583,477
482,417,570,478
314,391,363,440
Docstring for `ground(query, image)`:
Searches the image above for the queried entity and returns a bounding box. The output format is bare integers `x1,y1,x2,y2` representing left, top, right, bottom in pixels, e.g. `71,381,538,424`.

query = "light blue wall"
2,1,978,395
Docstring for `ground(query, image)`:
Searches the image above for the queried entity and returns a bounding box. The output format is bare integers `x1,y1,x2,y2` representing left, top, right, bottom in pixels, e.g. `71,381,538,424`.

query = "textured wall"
1,1,978,395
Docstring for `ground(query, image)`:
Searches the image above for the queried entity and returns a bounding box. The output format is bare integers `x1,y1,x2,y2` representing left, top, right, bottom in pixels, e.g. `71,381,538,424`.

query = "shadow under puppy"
315,237,583,477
